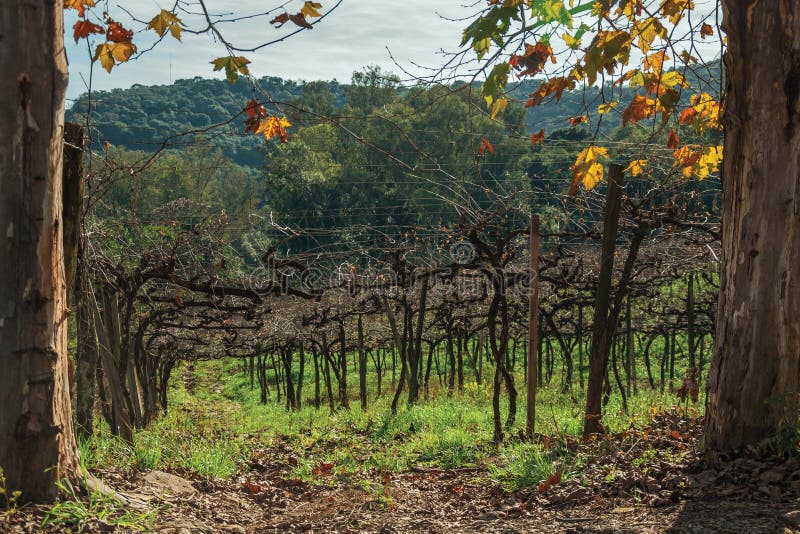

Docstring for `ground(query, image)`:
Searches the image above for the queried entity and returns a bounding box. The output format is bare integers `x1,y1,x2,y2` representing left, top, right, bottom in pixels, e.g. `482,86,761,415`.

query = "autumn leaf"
73,19,104,43
597,102,617,115
242,480,265,493
624,159,648,176
630,17,667,54
301,1,323,18
489,96,508,119
570,145,609,194
108,41,136,62
510,41,555,77
253,116,292,143
147,9,185,41
64,0,95,18
562,32,581,49
621,94,656,126
92,41,136,73
673,144,723,179
93,43,115,73
679,93,720,132
642,51,668,74
211,56,251,83
568,115,587,126
661,0,695,25
106,21,133,43
271,12,314,29
525,77,575,107
667,129,680,149
244,99,268,120
699,23,714,39
478,137,494,155
537,471,562,493
530,129,545,146
313,462,334,476
582,30,632,85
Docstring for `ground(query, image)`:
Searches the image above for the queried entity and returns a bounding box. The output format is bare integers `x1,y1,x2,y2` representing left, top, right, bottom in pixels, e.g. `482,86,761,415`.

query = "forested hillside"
68,61,721,168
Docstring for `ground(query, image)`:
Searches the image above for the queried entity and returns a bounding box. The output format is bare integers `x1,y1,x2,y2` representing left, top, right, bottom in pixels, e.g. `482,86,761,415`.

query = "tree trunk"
583,165,624,435
706,1,800,452
0,0,81,501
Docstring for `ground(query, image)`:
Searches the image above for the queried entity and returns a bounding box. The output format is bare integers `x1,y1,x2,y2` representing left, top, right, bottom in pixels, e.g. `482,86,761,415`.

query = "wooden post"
526,214,540,438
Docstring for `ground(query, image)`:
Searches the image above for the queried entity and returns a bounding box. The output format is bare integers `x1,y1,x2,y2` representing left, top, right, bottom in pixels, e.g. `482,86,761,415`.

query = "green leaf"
211,56,251,83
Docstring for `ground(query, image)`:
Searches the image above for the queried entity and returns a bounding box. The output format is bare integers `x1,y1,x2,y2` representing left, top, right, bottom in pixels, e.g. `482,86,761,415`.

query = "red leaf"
270,12,313,29
73,20,104,43
667,129,680,149
106,20,133,43
568,115,587,126
313,462,334,475
537,471,562,493
289,13,314,29
270,13,290,26
478,137,494,155
530,129,545,146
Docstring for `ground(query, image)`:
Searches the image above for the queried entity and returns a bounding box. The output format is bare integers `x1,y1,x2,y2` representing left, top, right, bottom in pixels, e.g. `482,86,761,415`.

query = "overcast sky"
64,0,467,101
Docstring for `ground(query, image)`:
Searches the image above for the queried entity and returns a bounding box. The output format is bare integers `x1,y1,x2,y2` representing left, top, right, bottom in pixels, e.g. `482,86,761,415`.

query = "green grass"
41,479,156,532
82,348,700,494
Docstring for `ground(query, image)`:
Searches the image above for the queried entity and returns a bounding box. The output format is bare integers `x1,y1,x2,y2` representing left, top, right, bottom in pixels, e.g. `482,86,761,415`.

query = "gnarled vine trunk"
705,1,800,451
0,0,81,501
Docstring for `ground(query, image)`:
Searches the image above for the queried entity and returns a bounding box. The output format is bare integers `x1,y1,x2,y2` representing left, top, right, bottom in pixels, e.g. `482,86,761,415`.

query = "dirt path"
111,464,800,533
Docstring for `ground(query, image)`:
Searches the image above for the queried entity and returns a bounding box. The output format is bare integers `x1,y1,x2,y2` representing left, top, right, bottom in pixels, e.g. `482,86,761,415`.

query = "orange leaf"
700,23,714,39
525,77,575,107
530,129,545,146
73,19,104,43
621,94,656,126
478,137,494,155
64,0,96,17
679,107,697,124
568,115,587,126
242,481,265,493
537,471,562,493
667,129,680,149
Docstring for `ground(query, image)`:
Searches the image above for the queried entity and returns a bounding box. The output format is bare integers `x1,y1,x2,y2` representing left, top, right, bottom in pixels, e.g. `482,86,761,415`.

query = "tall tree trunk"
706,1,800,451
0,0,81,501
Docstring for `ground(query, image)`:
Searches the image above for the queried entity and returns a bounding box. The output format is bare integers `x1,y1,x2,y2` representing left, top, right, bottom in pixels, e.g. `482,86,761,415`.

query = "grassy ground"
81,355,701,492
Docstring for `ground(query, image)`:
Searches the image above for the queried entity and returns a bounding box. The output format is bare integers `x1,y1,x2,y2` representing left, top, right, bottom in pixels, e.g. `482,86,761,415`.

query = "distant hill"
67,61,720,168
67,76,347,168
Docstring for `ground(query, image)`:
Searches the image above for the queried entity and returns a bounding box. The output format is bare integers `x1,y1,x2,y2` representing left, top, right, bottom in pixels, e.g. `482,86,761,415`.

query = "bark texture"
0,0,81,500
706,0,800,451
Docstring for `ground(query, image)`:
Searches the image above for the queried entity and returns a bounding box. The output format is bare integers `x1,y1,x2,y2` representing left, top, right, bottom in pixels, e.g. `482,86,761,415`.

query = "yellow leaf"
109,41,136,63
93,43,115,73
300,1,323,18
147,9,184,41
597,102,617,114
562,32,581,49
255,116,292,142
490,97,508,119
570,145,609,193
661,0,695,25
631,17,667,54
624,159,648,176
211,56,251,83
